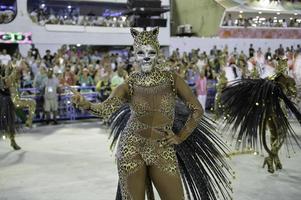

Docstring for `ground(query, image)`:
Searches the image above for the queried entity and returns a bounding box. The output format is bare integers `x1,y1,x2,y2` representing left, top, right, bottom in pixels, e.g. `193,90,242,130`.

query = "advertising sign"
0,32,32,44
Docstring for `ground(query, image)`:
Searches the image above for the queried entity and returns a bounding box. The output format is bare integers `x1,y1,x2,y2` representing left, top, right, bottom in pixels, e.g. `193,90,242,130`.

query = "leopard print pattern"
131,84,175,121
115,70,182,199
128,69,170,87
116,129,180,200
130,27,160,53
88,96,125,119
116,132,146,200
127,69,175,97
160,93,176,120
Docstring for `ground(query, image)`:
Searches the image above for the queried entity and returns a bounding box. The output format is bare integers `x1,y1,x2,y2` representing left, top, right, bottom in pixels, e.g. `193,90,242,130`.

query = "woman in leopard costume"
72,27,232,200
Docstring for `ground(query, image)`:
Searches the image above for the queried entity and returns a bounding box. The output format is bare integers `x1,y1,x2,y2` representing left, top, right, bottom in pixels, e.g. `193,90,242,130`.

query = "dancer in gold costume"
214,70,228,120
9,62,36,128
72,28,232,200
221,56,301,173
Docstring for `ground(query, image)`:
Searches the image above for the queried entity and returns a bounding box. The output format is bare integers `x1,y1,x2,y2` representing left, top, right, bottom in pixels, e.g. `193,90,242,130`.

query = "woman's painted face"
135,45,157,73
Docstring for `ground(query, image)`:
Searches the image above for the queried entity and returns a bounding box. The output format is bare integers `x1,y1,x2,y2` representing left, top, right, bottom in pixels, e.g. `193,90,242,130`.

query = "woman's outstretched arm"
72,83,129,119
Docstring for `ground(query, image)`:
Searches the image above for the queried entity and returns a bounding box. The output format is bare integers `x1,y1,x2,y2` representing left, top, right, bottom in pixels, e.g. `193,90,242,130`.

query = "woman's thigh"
149,164,184,200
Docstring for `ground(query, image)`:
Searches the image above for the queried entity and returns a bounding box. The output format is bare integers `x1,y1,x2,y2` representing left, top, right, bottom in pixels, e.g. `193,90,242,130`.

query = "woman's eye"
137,51,144,56
149,51,156,56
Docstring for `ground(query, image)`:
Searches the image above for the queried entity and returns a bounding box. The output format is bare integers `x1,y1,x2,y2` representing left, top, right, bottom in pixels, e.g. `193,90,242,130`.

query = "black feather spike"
221,78,301,153
0,92,17,136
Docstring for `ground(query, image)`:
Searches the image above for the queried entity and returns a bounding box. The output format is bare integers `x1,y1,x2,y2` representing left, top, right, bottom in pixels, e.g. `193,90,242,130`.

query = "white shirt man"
0,51,11,66
196,58,207,72
53,64,65,75
261,62,275,79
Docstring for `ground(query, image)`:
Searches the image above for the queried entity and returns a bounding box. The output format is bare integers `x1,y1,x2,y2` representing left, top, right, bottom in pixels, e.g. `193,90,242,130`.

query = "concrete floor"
0,121,301,200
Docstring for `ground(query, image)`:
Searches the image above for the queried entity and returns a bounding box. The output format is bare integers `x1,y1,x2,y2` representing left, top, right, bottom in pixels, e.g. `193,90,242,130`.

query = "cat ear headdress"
130,27,160,52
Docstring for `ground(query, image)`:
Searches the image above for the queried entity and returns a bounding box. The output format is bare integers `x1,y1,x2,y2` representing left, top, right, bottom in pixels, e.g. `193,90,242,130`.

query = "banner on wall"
0,32,32,44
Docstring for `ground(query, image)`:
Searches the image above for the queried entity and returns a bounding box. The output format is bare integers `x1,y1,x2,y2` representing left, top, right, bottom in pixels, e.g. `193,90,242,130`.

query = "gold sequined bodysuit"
85,69,203,200
9,68,36,128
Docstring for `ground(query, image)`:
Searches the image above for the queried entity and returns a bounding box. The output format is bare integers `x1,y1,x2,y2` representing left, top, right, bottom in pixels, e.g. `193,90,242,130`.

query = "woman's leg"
117,156,147,200
14,98,36,127
148,164,184,200
145,145,184,200
117,133,149,200
8,131,21,150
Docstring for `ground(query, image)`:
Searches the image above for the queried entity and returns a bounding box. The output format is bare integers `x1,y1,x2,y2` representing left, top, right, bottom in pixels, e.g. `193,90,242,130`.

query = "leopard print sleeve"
87,82,129,119
173,73,204,141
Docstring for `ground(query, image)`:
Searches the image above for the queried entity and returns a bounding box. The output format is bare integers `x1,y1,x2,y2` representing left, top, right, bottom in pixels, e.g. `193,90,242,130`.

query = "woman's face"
135,45,157,73
83,71,88,76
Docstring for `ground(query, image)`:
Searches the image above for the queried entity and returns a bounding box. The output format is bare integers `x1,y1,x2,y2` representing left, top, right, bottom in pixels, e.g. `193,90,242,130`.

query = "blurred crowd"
0,9,16,24
223,14,301,28
1,43,301,116
0,46,134,101
166,44,301,109
168,44,301,81
29,6,130,27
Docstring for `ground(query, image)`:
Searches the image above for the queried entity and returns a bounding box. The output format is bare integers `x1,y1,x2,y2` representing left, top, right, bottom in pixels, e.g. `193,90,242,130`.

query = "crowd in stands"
0,9,16,24
168,44,301,107
1,43,301,122
0,46,133,98
260,0,301,4
29,6,130,27
223,14,301,28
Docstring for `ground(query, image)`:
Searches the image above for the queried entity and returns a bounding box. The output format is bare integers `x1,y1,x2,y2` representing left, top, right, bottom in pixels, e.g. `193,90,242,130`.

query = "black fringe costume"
220,75,301,172
0,66,16,139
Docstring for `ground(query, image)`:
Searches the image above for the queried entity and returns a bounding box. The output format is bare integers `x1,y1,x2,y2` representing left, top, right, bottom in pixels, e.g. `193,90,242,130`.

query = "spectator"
61,65,76,86
210,45,218,57
33,65,48,94
265,47,272,60
249,44,255,58
297,44,301,53
277,44,285,56
87,64,95,78
30,44,40,60
96,77,111,102
43,50,54,67
282,19,287,28
53,59,64,75
26,51,34,66
204,65,214,80
196,53,207,73
231,47,238,58
185,64,197,87
226,14,233,26
43,68,60,125
0,49,12,65
111,66,126,90
228,57,240,80
30,59,41,77
78,68,94,92
196,71,207,111
20,62,34,88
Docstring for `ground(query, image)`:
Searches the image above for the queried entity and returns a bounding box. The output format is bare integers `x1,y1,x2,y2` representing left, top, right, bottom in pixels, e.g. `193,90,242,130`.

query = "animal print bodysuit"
80,69,203,200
